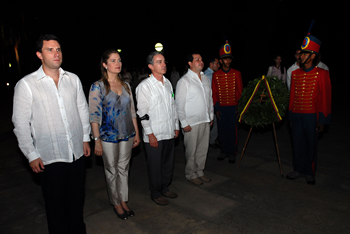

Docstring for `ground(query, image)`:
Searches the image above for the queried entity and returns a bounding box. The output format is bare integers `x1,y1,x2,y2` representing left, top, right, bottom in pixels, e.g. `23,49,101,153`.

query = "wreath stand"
237,122,283,177
237,80,287,177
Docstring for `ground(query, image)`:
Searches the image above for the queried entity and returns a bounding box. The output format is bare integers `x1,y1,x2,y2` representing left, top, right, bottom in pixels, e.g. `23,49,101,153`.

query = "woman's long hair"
273,55,285,75
100,49,131,95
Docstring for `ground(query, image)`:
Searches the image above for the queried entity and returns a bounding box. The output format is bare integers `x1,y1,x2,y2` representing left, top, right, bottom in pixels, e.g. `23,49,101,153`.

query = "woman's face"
274,56,282,66
103,53,122,75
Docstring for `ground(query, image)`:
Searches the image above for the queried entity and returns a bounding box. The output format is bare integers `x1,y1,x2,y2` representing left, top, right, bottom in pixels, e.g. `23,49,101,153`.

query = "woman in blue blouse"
89,49,140,220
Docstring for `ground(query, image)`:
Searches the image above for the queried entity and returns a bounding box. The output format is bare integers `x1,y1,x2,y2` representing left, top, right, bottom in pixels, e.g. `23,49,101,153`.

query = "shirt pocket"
150,94,162,108
148,94,162,120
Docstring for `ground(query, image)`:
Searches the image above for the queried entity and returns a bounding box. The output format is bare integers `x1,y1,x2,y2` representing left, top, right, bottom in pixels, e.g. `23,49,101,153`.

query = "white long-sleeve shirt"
175,69,214,128
286,62,300,91
317,61,329,72
267,66,286,83
136,74,179,143
12,66,90,165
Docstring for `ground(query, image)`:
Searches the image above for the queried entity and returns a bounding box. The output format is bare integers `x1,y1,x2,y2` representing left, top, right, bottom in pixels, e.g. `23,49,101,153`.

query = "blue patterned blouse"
89,81,136,143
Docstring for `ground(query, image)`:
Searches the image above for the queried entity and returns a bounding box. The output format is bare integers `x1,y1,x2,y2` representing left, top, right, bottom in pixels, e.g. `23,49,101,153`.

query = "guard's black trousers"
291,113,318,176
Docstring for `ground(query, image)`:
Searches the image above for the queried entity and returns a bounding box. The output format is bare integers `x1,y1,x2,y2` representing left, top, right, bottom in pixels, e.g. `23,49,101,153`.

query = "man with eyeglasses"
136,51,180,206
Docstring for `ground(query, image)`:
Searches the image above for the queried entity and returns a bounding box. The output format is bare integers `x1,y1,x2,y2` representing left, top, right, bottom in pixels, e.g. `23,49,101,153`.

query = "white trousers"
101,138,134,206
183,123,210,180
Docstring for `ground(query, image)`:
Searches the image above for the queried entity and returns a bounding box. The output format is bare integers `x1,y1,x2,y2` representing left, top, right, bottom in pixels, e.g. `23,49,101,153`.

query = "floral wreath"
238,76,289,128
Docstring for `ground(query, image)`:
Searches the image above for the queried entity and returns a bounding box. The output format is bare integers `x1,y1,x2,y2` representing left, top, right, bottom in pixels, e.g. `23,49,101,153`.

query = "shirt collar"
293,62,300,68
205,67,213,73
36,66,67,81
187,69,204,78
303,65,315,73
150,74,167,84
222,67,231,73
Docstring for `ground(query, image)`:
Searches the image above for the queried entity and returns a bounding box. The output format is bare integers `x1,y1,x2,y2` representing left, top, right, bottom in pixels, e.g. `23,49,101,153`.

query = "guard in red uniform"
212,41,243,163
286,32,331,185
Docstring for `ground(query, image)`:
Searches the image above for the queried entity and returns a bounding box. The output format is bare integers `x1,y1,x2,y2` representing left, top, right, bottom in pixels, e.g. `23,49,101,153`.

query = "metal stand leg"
237,126,253,168
272,123,284,177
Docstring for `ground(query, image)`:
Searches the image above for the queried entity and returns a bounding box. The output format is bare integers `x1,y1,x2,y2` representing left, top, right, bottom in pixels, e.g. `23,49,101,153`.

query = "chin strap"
300,53,312,70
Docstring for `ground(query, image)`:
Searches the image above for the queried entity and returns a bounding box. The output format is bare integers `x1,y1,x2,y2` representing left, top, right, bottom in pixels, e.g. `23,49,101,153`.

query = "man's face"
212,58,220,71
36,40,62,70
300,52,315,66
149,54,167,76
189,54,204,73
221,57,232,69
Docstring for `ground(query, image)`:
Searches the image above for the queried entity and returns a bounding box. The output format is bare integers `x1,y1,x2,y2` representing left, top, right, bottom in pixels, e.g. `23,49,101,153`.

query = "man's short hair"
36,34,61,53
186,52,201,63
207,57,217,65
147,51,164,65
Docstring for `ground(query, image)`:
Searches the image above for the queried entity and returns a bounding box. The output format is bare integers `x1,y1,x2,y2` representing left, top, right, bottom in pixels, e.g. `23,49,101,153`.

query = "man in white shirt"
204,58,220,84
176,53,214,185
136,52,180,206
317,61,329,71
204,57,220,148
287,49,301,90
12,34,91,233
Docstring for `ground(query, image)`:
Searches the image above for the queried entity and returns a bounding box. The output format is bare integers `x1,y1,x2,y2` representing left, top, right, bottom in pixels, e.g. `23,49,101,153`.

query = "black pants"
144,139,175,199
291,113,318,176
216,105,238,156
40,156,86,234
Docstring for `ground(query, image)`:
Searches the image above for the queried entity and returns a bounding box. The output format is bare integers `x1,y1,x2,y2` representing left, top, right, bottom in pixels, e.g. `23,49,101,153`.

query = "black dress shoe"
123,208,135,217
163,191,178,198
228,155,236,164
228,159,236,164
305,175,316,185
307,180,316,185
114,207,128,220
286,171,303,180
152,196,169,206
217,154,228,161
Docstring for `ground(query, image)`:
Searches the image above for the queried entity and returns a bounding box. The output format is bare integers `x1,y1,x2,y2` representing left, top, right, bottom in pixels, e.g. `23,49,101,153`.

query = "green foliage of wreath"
238,76,289,128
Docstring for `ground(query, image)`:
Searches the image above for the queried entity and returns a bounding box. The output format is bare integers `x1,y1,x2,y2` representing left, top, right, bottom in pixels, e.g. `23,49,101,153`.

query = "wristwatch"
91,135,100,141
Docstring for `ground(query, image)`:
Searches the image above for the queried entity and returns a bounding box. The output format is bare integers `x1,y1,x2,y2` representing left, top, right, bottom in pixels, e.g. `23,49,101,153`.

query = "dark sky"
1,0,347,99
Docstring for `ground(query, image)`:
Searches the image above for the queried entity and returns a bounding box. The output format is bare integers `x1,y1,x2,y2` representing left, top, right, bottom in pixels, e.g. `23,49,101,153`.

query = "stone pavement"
1,107,349,234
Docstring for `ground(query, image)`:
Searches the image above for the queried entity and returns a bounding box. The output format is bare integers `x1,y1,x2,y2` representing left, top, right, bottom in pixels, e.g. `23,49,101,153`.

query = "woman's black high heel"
114,207,128,220
123,208,135,217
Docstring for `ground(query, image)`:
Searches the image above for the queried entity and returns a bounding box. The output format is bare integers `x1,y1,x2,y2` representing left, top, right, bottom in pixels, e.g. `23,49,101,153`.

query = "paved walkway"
1,107,349,233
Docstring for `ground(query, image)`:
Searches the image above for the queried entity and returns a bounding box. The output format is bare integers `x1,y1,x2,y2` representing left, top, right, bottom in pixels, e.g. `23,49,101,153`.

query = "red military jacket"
289,66,332,124
212,68,243,107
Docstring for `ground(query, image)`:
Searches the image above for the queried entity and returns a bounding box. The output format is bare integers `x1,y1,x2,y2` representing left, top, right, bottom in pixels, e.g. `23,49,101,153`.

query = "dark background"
1,0,347,108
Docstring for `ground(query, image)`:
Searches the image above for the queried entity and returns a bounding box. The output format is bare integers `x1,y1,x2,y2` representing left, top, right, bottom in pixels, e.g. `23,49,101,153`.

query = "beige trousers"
183,123,210,180
101,138,134,206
